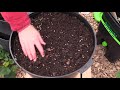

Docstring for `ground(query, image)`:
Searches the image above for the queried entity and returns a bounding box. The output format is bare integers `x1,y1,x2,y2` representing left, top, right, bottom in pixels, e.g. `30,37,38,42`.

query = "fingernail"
42,54,45,57
29,57,32,60
43,42,46,45
34,57,37,61
34,59,36,62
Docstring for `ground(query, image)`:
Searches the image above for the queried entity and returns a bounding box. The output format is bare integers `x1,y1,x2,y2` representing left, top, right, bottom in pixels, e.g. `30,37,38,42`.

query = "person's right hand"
18,24,46,61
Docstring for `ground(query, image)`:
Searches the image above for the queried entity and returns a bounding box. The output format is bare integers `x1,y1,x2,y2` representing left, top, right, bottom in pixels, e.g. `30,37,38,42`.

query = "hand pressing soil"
13,12,94,77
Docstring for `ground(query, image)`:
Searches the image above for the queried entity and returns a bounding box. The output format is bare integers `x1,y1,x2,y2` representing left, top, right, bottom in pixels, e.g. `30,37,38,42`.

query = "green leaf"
9,59,14,65
5,65,18,78
4,57,9,61
0,66,4,69
4,52,10,59
0,48,18,78
4,71,16,78
3,61,9,67
0,50,5,59
11,65,18,72
5,52,9,57
0,55,3,59
0,53,4,59
0,49,5,55
0,66,11,76
0,48,3,53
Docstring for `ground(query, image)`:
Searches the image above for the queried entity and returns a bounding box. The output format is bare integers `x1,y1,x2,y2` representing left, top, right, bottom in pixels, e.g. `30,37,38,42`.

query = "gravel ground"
16,12,120,78
80,12,120,78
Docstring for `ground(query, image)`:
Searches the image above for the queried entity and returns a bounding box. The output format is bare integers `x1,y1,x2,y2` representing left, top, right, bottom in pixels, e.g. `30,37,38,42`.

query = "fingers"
20,38,43,61
19,38,27,57
21,42,37,61
19,30,45,61
37,33,46,45
35,39,45,57
29,42,37,61
21,43,27,57
21,42,32,60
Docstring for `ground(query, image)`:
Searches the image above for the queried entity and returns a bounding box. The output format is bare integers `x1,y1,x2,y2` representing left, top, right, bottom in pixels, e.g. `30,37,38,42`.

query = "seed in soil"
42,64,45,67
47,48,51,51
66,60,70,65
82,55,85,59
78,50,81,52
64,66,67,68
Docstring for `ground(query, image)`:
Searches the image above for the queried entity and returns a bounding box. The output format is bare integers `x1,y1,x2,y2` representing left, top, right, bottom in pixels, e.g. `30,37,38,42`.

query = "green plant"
0,47,18,78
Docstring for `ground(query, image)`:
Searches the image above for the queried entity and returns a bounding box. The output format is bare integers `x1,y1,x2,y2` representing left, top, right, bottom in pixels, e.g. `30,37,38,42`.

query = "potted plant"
9,12,96,78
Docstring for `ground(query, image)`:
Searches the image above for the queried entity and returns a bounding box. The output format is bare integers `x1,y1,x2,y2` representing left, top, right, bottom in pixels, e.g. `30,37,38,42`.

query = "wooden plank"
82,67,91,78
23,67,91,78
24,73,33,78
24,72,81,78
68,67,92,78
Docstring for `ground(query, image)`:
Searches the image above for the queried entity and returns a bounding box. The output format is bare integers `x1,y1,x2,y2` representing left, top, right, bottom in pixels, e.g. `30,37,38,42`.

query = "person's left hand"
18,24,46,61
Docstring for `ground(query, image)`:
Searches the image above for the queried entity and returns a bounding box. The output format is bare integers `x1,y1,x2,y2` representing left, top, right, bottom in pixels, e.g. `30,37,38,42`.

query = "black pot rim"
9,12,97,78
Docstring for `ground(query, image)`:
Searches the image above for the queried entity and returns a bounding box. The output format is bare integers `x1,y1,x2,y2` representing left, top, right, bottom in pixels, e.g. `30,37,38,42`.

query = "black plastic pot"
97,12,120,62
0,12,96,78
102,12,120,41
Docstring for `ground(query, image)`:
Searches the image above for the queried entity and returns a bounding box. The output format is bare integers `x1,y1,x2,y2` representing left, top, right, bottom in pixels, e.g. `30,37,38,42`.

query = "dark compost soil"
13,12,94,77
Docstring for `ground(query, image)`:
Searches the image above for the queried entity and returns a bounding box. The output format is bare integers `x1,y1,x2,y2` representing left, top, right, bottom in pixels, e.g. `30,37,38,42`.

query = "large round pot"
8,12,96,78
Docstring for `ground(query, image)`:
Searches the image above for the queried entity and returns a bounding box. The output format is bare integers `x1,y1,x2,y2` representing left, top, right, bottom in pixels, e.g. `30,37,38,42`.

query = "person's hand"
18,24,46,61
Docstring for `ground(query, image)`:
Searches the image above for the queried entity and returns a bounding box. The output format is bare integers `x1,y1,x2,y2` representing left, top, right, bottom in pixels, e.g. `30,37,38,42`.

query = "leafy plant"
0,48,18,78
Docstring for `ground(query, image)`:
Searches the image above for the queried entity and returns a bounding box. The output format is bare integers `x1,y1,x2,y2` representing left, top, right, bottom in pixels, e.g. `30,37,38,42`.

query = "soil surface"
13,12,94,77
